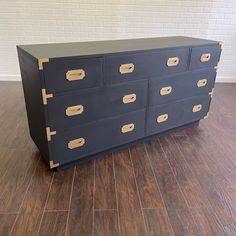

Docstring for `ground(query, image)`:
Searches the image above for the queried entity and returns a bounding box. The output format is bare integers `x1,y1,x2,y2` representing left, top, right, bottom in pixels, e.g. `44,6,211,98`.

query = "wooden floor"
0,82,236,236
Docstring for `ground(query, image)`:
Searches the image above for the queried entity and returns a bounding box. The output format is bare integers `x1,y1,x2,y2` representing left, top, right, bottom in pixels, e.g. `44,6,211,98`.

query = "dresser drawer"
146,95,211,135
105,48,190,84
149,69,216,106
190,45,221,70
51,110,145,165
43,57,103,93
47,80,148,131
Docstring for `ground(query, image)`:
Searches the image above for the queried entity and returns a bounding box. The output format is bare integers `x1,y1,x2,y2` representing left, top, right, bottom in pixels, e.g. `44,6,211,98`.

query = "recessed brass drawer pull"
167,57,179,67
119,63,134,74
66,69,85,81
192,104,202,113
121,123,135,133
157,114,168,123
66,105,84,116
160,86,172,96
197,79,207,87
200,53,211,62
123,94,136,104
68,138,85,149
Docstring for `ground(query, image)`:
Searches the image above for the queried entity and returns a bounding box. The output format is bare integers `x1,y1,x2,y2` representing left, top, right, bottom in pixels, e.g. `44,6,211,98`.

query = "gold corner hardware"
38,58,49,70
121,123,135,133
119,63,134,74
193,104,202,113
68,137,85,149
46,127,56,141
160,86,172,96
49,160,59,169
66,69,85,81
123,94,136,104
204,112,209,119
200,53,211,62
167,57,179,67
219,41,223,47
157,114,168,123
42,89,53,105
209,88,214,97
197,79,207,88
66,105,84,116
214,65,219,70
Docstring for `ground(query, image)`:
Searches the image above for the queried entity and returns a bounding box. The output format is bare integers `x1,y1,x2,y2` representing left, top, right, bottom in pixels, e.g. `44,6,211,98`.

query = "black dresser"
17,36,222,170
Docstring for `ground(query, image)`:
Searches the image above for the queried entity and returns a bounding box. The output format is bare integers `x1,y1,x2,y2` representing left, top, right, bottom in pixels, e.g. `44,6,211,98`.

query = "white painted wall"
1,0,236,82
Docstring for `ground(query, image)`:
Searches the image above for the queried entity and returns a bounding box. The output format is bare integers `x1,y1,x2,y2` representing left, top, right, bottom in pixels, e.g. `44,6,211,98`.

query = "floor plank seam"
64,166,76,236
36,171,55,236
128,148,149,236
112,153,121,236
143,142,175,235
158,138,201,236
8,157,40,236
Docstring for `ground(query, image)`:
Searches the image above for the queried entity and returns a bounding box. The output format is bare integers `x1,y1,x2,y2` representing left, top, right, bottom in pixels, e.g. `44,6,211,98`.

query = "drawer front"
105,48,190,84
190,45,221,70
43,57,103,93
146,95,211,135
149,69,216,106
51,110,145,165
48,80,148,131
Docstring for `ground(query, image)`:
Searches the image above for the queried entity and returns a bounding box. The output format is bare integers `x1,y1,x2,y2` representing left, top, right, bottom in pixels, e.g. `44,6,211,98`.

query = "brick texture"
0,0,235,82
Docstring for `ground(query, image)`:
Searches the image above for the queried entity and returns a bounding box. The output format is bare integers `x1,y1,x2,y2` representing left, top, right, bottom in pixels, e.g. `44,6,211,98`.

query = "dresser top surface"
18,36,219,60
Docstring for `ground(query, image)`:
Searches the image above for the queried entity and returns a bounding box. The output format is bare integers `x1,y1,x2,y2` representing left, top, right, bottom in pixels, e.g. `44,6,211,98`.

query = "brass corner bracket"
46,127,56,141
38,58,49,70
49,160,59,169
209,88,214,98
204,112,209,119
42,89,53,105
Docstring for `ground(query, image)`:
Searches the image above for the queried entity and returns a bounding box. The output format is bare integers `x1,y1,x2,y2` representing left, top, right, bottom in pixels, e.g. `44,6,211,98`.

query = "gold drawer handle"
160,86,172,96
66,105,84,116
68,138,85,149
197,79,207,88
66,69,85,81
167,57,179,67
123,94,136,104
157,114,168,123
193,104,202,113
119,63,134,74
200,53,211,62
121,123,135,133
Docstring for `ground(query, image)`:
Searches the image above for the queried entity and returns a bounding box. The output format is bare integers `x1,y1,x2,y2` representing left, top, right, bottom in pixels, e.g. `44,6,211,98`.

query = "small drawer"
190,44,221,70
47,80,148,131
146,95,211,135
50,110,146,165
149,69,216,106
43,57,103,93
104,48,190,85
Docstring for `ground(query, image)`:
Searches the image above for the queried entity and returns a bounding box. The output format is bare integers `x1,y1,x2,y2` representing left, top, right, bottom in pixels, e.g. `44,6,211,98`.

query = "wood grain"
94,154,117,210
94,210,120,236
0,214,16,236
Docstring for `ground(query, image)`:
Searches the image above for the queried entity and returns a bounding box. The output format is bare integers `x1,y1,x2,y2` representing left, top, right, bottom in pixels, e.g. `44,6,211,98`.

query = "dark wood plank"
159,135,209,208
94,154,117,210
143,209,174,236
94,210,120,236
113,150,147,236
46,168,74,211
145,139,200,236
38,211,67,236
0,214,16,236
10,162,54,236
66,161,94,236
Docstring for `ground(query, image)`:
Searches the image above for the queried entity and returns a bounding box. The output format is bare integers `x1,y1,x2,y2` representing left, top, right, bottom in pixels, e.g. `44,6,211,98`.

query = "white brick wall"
1,0,236,82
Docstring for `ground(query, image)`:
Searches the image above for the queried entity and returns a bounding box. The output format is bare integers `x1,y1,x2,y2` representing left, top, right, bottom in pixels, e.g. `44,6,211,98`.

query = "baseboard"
0,74,235,83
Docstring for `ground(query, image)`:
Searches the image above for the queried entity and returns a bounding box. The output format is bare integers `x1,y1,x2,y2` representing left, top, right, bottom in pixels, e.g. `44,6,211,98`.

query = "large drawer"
43,57,103,93
146,95,211,135
105,48,190,84
149,68,216,106
190,44,221,70
51,110,146,165
47,80,148,131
